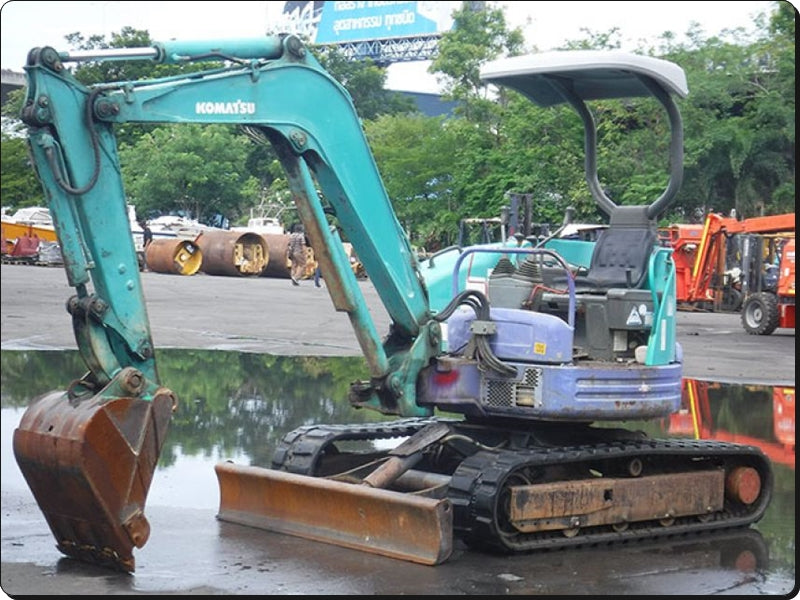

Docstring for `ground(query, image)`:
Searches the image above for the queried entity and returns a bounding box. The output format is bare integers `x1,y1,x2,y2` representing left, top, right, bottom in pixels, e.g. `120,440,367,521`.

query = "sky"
0,0,783,93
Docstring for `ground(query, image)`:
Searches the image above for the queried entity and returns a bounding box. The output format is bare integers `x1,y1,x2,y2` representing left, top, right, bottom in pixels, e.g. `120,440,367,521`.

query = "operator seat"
576,205,657,291
537,205,660,361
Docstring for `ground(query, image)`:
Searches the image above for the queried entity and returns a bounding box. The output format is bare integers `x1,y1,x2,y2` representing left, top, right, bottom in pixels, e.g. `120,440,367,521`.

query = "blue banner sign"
314,1,454,43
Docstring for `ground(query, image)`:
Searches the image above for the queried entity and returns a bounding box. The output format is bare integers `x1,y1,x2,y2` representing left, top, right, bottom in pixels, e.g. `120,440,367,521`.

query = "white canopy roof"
480,50,688,106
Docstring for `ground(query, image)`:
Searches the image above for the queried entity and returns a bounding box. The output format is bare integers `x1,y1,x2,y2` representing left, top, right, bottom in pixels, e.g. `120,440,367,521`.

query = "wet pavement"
0,489,791,595
1,264,796,596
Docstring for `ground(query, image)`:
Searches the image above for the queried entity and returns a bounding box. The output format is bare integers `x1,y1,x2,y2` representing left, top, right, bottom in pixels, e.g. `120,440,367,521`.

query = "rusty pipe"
196,230,268,277
144,238,202,275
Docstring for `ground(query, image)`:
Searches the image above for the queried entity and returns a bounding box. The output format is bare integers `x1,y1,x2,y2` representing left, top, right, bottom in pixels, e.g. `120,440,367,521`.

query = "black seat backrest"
583,206,656,289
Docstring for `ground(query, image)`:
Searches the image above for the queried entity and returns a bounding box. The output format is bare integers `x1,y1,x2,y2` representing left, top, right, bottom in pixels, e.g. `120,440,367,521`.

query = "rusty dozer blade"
215,462,454,565
12,380,175,572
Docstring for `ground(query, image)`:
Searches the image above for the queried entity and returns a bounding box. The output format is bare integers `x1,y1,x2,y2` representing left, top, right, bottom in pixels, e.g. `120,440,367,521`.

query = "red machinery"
662,223,705,306
739,235,794,335
671,380,794,469
1,231,42,263
663,212,794,319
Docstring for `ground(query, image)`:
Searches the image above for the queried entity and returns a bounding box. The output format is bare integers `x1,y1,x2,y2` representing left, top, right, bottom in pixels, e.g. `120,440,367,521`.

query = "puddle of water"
1,349,795,590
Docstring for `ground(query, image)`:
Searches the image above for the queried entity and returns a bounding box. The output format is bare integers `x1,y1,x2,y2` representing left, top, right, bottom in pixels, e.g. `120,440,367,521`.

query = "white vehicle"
231,216,285,235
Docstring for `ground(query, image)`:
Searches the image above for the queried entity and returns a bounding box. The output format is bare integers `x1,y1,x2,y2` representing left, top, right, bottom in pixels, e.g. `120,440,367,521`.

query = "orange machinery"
670,379,795,469
662,212,794,313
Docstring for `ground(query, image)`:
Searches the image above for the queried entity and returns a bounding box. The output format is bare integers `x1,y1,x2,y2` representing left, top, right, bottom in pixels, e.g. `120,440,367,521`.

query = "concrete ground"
1,264,795,386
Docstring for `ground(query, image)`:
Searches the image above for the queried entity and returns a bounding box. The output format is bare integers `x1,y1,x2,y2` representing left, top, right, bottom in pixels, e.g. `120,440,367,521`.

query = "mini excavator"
14,36,772,571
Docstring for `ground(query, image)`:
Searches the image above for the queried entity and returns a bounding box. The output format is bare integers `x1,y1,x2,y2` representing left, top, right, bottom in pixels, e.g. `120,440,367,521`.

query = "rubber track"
271,417,442,474
449,439,773,553
271,421,773,553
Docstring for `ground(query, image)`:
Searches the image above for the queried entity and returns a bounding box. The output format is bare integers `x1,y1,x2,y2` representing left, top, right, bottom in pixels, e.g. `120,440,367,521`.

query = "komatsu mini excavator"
14,35,773,572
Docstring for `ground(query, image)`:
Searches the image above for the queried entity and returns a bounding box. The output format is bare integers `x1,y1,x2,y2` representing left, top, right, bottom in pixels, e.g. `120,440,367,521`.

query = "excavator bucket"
215,462,453,565
12,385,175,572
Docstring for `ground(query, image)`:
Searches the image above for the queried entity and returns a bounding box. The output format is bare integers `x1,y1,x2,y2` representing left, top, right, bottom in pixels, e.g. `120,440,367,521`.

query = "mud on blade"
13,387,175,572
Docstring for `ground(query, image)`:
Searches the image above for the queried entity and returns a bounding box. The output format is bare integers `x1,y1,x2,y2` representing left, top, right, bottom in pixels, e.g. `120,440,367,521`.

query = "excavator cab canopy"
480,51,687,222
480,50,688,106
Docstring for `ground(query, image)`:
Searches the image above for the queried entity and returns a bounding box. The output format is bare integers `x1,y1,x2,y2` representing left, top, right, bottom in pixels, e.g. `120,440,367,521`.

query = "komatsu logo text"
195,101,256,115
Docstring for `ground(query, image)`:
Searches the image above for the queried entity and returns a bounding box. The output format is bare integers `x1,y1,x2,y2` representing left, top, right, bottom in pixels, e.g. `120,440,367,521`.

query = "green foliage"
315,47,416,119
119,124,258,223
661,23,795,220
364,113,458,247
561,27,623,51
65,28,223,150
421,1,794,229
67,28,218,86
470,91,594,224
432,3,523,120
1,87,26,123
0,2,793,237
0,132,42,207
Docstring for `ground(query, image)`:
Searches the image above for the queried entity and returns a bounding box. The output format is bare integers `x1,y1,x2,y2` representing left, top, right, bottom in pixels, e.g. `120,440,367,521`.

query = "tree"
1,4,793,232
67,28,217,85
66,28,220,150
235,45,418,224
432,3,524,112
480,92,593,224
364,113,458,248
423,2,538,240
315,47,416,120
0,132,42,207
425,1,794,233
659,2,795,220
119,124,258,224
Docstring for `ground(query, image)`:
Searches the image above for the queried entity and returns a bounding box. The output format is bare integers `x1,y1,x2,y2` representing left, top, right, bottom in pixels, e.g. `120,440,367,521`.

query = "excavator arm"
21,35,438,416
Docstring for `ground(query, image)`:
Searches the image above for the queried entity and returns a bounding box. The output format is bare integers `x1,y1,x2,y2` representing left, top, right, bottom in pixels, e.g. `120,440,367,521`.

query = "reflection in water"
208,518,773,595
1,349,385,469
0,349,795,572
673,380,795,469
490,528,772,594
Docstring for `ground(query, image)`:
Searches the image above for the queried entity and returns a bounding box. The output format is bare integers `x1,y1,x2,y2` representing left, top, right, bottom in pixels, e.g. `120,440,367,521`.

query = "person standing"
140,221,153,271
141,221,153,249
287,223,308,285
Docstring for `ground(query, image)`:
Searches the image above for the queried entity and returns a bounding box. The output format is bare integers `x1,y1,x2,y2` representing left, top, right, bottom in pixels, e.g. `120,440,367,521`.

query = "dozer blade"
215,462,453,565
13,388,175,572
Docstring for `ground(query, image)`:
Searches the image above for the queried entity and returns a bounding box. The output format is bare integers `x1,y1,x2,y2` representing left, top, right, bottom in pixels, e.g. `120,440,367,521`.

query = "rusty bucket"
144,238,202,275
196,230,268,277
13,383,175,572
